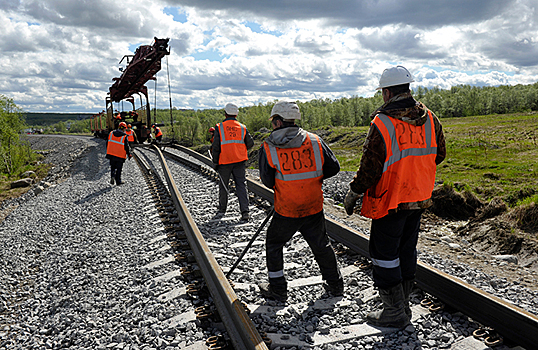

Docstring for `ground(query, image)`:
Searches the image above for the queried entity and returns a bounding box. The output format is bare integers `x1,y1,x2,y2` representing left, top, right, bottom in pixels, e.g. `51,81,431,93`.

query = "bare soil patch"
325,193,538,291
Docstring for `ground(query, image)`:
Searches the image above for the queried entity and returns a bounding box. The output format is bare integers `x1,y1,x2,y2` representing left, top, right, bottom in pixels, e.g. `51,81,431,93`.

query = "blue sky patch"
244,21,282,36
129,43,143,54
190,48,228,62
163,7,188,23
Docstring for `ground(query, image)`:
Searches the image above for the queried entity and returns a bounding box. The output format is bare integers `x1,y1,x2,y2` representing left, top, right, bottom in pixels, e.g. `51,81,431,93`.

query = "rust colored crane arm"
109,37,170,102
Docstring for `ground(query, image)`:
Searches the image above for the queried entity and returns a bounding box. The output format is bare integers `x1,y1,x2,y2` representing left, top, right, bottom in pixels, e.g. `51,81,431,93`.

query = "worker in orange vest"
211,103,254,221
152,124,163,142
344,66,446,328
106,122,132,185
125,124,138,145
257,100,342,302
208,126,215,143
113,111,123,129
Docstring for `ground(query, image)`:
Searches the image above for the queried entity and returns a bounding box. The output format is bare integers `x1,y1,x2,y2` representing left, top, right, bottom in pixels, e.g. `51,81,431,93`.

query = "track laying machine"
91,37,170,143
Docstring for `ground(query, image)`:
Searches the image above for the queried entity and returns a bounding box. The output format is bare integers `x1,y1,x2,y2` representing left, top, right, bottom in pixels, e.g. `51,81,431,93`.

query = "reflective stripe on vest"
218,120,248,164
155,127,163,137
107,132,127,159
361,111,438,220
377,113,437,172
264,132,324,218
125,130,135,142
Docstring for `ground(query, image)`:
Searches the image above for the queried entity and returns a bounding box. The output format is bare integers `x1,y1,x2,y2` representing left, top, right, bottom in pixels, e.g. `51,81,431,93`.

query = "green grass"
329,112,538,208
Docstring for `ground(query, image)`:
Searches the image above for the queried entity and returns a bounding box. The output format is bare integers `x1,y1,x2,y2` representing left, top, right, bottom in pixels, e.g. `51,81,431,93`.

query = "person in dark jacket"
106,122,132,185
344,65,446,328
211,103,254,220
257,100,343,302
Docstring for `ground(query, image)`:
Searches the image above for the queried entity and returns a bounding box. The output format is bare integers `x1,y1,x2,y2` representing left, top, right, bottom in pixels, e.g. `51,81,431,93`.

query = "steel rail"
140,147,269,350
168,144,538,349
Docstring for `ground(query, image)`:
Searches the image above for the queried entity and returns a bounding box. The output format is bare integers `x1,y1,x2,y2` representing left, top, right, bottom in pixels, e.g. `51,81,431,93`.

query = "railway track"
133,143,538,350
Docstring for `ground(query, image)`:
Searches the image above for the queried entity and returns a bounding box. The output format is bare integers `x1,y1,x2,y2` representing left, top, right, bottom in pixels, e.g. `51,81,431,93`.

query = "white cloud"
0,0,536,113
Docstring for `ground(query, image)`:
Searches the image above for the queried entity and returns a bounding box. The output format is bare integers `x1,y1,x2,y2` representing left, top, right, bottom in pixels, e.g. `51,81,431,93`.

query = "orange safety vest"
218,119,248,164
125,129,135,142
154,127,163,138
263,133,324,218
107,132,127,159
361,111,438,220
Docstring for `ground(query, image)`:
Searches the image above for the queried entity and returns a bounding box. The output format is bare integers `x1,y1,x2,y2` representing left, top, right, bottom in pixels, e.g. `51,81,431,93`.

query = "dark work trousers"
266,210,342,291
218,161,249,214
369,209,424,289
110,157,125,184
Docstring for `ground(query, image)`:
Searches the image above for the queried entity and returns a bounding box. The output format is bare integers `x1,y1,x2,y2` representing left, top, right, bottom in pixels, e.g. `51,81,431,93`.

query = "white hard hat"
270,100,301,121
376,65,414,90
224,103,239,115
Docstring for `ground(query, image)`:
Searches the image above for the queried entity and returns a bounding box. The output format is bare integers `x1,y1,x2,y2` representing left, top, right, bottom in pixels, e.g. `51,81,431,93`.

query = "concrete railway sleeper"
134,144,537,350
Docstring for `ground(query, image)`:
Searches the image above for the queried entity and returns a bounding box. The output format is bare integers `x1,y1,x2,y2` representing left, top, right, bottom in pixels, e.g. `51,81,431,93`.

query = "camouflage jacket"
349,92,446,212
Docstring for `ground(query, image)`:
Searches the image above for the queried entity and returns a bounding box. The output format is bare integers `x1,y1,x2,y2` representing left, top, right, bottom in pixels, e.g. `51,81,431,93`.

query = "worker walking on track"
258,100,343,302
125,124,138,145
211,103,254,221
344,65,446,328
106,121,132,185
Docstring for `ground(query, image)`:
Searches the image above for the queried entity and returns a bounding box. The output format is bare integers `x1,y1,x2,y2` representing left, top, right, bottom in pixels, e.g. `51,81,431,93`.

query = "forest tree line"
33,82,538,145
155,82,538,145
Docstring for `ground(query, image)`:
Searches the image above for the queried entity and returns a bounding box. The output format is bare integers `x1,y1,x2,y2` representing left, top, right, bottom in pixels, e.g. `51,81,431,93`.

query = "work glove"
344,188,362,216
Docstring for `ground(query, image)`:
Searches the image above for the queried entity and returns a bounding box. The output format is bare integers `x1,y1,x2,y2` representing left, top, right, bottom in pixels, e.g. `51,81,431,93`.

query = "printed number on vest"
396,123,425,147
226,125,239,138
279,148,314,171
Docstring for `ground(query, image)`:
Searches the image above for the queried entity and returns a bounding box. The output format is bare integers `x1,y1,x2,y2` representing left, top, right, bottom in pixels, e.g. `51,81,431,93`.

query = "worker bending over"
152,124,163,142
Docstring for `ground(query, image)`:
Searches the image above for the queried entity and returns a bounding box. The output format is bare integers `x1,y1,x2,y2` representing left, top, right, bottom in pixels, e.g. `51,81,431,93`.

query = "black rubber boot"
258,282,287,302
366,284,410,329
402,279,415,318
323,278,344,296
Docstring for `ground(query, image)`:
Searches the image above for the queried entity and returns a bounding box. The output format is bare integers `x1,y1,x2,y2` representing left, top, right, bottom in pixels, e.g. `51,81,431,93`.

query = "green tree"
0,95,32,175
68,119,90,133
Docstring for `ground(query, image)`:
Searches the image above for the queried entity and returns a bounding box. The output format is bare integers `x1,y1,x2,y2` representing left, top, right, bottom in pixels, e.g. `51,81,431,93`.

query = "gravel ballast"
0,136,205,349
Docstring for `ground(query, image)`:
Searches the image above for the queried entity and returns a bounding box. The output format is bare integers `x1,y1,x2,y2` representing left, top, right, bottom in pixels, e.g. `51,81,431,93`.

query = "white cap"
224,103,238,116
270,100,301,121
376,65,414,90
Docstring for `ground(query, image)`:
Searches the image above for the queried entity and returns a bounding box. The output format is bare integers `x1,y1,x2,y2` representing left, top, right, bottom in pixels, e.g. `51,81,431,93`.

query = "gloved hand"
128,154,133,159
344,188,361,215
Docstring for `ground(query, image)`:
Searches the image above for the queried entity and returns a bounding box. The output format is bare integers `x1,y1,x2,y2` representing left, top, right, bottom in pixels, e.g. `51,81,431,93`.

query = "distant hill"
24,112,94,125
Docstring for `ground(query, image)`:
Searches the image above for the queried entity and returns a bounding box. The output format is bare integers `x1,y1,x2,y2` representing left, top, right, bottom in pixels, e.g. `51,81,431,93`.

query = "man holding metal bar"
258,100,343,302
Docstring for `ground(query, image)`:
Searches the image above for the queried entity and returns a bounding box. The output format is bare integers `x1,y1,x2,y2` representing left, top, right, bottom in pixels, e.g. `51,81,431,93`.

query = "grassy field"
327,112,538,208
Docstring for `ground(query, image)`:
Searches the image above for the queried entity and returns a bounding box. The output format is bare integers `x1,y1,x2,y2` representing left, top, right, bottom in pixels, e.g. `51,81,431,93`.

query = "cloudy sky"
1,0,537,113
